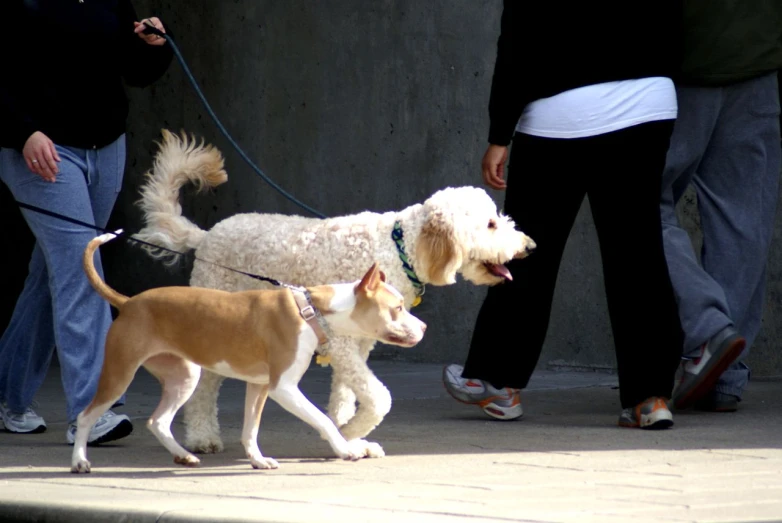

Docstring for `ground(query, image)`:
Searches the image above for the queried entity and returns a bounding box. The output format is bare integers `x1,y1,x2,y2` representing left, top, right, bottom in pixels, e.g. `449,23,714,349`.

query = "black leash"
15,201,286,287
141,23,327,219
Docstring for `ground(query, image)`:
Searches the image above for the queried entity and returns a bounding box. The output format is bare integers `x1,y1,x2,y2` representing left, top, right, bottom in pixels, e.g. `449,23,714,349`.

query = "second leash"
141,22,327,219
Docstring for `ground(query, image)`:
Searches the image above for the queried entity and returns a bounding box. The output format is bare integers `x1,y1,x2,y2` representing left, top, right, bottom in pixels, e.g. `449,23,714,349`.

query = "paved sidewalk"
0,362,780,522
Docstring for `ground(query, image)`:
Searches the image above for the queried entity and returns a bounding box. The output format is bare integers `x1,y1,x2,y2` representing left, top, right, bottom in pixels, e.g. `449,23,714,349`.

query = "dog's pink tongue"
485,263,512,281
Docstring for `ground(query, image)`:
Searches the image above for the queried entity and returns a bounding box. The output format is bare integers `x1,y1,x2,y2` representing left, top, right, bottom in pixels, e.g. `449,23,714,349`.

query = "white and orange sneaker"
618,397,673,430
442,364,522,420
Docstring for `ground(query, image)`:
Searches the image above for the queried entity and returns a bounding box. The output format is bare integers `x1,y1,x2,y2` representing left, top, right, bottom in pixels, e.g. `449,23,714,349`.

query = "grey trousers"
660,72,781,399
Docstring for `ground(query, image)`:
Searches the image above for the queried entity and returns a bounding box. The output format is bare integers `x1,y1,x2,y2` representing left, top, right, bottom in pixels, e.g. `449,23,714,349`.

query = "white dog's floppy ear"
415,210,462,285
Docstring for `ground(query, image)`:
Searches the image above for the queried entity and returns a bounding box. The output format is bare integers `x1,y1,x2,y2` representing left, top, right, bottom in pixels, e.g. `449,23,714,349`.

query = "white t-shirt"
515,77,677,139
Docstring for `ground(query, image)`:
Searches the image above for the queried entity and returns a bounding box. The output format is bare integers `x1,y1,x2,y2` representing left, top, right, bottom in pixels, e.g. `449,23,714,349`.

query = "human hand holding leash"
482,144,509,190
23,131,60,182
134,17,166,46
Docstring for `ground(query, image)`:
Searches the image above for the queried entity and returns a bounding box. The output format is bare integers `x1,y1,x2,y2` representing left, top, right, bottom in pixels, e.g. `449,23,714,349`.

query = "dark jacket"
487,1,682,146
678,0,782,87
0,0,173,151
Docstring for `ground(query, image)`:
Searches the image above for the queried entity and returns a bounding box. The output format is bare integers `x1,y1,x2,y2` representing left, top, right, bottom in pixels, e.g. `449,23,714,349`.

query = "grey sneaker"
672,326,745,410
66,410,133,446
618,397,673,430
0,402,47,434
443,364,522,420
694,391,739,413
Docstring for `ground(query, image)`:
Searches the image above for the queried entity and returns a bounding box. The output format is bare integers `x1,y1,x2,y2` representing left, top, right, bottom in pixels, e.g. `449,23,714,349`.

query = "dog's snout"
420,323,427,333
525,237,537,254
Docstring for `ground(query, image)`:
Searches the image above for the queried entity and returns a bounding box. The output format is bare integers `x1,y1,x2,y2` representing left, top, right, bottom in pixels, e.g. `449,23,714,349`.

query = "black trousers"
462,121,684,409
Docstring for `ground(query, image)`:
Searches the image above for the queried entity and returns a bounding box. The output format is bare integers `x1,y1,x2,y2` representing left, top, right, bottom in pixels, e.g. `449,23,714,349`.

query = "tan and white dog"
71,232,426,474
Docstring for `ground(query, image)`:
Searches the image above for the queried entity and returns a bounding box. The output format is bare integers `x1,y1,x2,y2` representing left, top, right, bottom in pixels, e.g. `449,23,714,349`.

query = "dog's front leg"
326,337,359,427
183,369,226,454
270,383,366,461
242,382,278,469
327,379,356,427
327,341,390,452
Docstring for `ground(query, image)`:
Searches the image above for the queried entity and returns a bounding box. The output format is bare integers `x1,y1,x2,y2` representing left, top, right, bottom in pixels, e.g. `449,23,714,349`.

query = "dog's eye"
488,219,497,229
396,305,403,312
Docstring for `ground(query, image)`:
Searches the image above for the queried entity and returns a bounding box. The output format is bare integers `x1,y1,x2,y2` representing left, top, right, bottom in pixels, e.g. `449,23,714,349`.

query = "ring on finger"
31,159,39,164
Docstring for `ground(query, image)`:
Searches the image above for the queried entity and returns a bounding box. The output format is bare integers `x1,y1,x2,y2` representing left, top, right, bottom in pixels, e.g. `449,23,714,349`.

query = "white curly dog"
135,130,536,456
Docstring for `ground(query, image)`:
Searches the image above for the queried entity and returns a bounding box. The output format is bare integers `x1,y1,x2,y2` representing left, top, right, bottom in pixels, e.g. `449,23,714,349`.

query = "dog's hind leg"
71,354,140,473
182,369,226,454
71,398,124,473
241,382,278,469
144,354,203,467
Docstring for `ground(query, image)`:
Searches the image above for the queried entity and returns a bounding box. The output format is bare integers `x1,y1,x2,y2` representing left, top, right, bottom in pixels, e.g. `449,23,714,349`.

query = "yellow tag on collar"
412,296,422,307
316,354,331,367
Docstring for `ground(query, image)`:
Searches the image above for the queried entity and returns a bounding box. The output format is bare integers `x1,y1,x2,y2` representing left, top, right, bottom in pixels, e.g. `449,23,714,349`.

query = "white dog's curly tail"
135,129,227,263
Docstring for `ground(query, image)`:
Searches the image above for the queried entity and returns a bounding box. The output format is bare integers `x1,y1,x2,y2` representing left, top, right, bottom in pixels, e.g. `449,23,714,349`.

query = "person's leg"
585,121,683,414
79,135,127,410
659,86,732,354
0,144,113,425
0,150,57,432
460,133,587,389
691,72,781,400
0,183,36,333
659,85,751,410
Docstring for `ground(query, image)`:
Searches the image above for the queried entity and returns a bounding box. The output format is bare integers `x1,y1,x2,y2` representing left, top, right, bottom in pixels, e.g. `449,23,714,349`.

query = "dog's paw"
186,437,224,454
350,439,385,458
71,460,91,474
250,456,279,470
343,439,379,461
333,441,363,461
174,454,201,467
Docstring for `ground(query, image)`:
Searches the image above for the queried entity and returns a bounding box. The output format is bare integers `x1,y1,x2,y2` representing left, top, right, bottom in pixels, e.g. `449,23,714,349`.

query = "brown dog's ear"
415,210,462,285
378,269,387,282
356,262,381,295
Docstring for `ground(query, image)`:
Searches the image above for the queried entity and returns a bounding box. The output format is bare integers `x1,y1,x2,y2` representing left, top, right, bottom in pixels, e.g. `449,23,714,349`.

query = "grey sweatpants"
660,72,781,399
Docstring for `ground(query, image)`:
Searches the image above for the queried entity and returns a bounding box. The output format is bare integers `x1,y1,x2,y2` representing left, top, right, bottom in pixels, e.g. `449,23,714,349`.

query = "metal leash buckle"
299,305,317,321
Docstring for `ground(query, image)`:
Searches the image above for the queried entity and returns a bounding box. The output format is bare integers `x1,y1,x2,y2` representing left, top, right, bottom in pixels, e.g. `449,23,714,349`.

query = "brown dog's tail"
83,231,129,309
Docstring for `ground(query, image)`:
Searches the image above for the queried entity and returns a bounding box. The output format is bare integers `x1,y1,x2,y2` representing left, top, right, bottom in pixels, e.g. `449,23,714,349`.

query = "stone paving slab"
0,362,780,522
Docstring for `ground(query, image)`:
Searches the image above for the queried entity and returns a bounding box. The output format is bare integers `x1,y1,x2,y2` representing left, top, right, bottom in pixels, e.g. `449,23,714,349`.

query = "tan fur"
83,234,307,388
71,235,425,473
415,210,461,286
82,236,128,308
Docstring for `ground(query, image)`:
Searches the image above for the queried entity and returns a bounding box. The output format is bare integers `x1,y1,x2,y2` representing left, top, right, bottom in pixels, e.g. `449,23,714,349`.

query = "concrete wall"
3,0,779,376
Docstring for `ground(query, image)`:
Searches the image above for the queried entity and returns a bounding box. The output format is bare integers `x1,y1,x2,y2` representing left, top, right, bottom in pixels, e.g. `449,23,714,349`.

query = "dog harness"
291,289,332,366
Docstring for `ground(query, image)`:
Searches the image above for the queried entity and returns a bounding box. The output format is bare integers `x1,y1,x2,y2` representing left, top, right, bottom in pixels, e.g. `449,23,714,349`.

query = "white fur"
210,361,271,384
134,131,535,455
